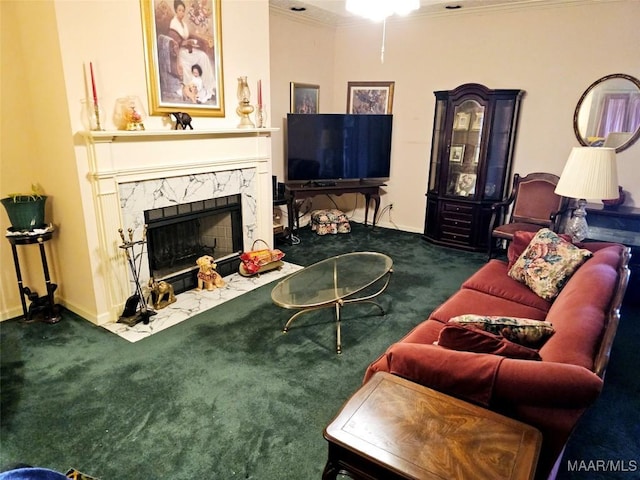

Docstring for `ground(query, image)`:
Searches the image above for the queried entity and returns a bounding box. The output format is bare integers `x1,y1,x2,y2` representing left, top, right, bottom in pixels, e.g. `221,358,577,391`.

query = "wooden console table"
285,181,386,233
584,203,640,304
323,372,541,480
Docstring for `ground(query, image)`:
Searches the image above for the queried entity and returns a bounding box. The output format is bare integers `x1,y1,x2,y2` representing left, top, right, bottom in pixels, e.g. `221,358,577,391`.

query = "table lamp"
554,147,619,242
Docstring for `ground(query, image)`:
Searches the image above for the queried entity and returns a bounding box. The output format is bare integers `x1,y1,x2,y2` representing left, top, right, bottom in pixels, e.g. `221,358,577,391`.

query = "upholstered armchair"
487,173,569,260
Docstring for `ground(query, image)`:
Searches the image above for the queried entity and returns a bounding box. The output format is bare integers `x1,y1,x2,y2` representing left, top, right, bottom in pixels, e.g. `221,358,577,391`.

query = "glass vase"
114,96,147,131
81,99,105,131
255,106,267,128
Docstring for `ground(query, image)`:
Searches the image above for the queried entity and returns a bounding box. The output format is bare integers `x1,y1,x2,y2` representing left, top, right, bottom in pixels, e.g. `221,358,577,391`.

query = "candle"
90,62,98,106
257,79,262,107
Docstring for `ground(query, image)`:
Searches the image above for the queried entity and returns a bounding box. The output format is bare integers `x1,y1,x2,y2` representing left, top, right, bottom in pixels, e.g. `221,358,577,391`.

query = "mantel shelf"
81,127,278,143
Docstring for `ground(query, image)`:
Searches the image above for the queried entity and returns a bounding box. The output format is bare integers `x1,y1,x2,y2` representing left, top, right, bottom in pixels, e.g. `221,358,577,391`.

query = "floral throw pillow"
508,228,592,300
449,314,555,348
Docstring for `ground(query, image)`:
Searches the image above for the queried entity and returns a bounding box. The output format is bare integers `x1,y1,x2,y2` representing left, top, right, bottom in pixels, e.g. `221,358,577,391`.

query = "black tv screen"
286,114,393,182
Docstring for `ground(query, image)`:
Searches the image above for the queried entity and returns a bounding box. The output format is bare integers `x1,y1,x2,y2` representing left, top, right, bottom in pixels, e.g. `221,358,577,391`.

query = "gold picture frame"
347,81,395,114
141,0,225,117
449,145,465,163
453,112,470,130
471,112,484,130
290,83,319,113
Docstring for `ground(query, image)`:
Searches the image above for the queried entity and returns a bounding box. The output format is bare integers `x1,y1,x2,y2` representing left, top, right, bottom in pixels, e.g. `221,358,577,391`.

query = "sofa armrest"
494,358,603,408
367,342,504,407
365,342,603,410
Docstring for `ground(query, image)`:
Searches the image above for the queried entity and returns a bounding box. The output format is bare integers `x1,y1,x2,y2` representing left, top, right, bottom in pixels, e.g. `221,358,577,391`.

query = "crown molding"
269,0,625,28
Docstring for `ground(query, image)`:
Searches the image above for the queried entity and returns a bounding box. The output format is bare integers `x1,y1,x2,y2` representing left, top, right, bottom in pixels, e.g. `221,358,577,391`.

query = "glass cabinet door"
428,98,447,192
484,97,516,201
446,99,485,197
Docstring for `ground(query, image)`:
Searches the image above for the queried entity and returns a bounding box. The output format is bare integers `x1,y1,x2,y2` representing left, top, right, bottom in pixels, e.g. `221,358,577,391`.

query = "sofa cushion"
437,324,542,360
508,228,592,300
449,314,555,348
429,288,548,324
400,318,445,345
462,259,552,313
507,230,573,270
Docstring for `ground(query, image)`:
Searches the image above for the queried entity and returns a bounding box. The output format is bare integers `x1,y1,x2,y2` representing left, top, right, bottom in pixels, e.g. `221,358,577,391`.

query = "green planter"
1,195,47,231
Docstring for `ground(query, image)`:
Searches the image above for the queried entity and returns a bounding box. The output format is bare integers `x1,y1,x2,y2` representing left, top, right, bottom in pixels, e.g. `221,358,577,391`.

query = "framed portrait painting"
347,81,394,114
141,0,225,117
290,83,319,113
455,173,477,197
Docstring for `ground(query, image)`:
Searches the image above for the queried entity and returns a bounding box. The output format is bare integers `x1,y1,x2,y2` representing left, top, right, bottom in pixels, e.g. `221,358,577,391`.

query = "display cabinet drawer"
442,230,471,243
443,203,474,215
442,215,472,228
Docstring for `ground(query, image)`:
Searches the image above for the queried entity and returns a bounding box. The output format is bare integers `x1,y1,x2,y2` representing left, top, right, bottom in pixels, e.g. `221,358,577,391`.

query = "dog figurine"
196,255,225,291
148,278,176,309
170,111,193,130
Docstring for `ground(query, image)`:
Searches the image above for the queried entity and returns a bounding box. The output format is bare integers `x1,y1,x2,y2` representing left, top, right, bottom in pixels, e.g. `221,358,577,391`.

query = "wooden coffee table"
323,372,541,480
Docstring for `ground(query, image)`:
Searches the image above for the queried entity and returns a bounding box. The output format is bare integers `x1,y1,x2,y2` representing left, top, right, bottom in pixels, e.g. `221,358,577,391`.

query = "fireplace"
81,128,276,325
145,194,243,293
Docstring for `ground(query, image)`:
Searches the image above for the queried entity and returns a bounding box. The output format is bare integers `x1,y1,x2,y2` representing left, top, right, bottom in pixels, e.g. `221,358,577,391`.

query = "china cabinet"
422,83,524,251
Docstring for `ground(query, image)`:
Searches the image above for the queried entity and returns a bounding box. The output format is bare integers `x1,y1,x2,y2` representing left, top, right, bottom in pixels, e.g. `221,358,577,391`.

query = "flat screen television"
286,113,393,183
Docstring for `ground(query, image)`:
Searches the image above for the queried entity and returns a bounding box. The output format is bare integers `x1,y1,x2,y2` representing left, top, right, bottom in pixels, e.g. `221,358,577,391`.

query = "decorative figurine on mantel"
170,111,193,130
117,226,157,327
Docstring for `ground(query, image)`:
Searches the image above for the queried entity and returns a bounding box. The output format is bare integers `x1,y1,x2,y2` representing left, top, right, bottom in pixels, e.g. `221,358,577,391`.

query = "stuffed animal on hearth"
195,255,225,291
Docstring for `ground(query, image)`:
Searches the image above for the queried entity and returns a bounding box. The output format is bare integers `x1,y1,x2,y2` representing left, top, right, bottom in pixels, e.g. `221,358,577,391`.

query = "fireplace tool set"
117,226,157,327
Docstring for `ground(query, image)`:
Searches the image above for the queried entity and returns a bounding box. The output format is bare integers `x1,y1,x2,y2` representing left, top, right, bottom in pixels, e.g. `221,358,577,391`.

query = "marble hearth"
81,129,276,325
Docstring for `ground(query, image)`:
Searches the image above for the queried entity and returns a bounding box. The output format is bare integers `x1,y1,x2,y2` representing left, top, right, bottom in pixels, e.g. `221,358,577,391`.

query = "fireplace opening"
145,195,243,294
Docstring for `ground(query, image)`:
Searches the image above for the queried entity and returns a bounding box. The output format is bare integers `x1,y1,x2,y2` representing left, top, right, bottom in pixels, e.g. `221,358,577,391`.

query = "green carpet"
1,223,637,479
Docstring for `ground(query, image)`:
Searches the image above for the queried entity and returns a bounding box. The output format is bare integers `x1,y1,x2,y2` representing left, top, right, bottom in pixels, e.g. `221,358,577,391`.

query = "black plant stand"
7,228,62,323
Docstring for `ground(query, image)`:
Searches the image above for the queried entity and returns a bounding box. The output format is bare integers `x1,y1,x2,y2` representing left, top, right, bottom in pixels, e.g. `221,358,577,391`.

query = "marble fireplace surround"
83,128,276,325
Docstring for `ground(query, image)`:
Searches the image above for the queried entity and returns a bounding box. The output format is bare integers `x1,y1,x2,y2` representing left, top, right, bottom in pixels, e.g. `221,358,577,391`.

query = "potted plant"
1,184,48,232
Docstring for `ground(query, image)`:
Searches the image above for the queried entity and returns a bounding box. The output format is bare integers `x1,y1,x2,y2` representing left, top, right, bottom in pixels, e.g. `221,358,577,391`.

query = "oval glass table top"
573,73,640,153
271,251,393,309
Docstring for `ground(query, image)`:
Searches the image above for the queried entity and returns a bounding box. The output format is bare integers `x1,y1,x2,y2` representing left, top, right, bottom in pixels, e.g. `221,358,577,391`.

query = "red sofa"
364,235,630,479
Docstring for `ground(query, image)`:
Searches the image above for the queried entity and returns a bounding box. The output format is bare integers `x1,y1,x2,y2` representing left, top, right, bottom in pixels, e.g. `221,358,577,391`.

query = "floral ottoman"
311,209,351,235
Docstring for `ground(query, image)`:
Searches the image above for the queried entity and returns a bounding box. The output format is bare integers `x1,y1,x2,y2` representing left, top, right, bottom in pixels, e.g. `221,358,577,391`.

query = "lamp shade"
554,147,619,200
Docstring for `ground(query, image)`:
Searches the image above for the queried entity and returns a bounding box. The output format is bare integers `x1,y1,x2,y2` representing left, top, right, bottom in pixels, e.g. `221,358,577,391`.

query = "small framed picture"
449,145,465,163
473,146,480,163
290,83,319,113
453,112,470,130
472,112,484,130
455,173,477,197
347,81,395,114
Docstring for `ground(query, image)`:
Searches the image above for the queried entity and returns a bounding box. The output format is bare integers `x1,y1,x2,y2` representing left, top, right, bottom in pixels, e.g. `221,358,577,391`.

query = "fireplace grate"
144,195,243,293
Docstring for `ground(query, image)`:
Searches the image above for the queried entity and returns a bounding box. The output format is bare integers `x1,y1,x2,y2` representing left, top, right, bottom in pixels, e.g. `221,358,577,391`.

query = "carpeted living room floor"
1,223,638,479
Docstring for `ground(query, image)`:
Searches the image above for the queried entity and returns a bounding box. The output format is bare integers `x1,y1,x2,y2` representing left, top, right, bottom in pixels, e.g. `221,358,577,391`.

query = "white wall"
270,1,640,232
1,0,272,321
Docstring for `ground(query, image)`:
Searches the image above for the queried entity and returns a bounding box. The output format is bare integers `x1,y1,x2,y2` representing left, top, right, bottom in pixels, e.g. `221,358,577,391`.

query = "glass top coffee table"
271,252,393,354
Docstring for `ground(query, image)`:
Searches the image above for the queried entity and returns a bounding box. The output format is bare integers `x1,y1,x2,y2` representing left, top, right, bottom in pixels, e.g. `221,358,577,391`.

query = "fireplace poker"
118,227,155,324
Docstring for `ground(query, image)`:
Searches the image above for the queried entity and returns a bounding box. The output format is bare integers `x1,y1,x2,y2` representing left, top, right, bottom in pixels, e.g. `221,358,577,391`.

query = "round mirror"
573,73,640,152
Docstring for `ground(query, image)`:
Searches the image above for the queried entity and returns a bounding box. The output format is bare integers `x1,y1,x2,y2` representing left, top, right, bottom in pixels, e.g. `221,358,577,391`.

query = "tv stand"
306,180,337,188
285,180,387,234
